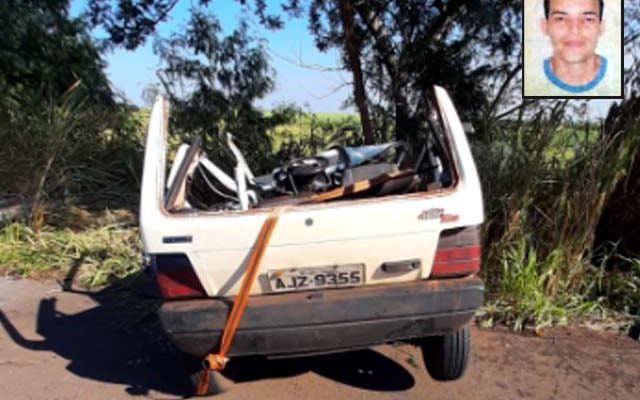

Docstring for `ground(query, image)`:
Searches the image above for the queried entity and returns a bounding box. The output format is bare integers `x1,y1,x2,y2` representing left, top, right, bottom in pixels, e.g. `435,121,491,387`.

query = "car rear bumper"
158,275,484,358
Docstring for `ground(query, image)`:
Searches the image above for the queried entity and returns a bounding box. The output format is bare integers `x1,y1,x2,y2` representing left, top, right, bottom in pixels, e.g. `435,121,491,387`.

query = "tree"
306,0,522,141
86,0,523,143
624,3,640,92
87,0,284,50
87,0,380,143
0,0,114,113
154,10,292,172
592,2,640,263
336,0,373,144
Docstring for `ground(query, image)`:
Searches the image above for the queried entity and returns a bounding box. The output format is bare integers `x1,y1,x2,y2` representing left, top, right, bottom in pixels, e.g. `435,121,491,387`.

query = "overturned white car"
139,86,484,394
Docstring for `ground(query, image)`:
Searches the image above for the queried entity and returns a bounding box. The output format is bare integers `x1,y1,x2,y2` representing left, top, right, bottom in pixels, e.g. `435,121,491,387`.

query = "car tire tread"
420,324,470,381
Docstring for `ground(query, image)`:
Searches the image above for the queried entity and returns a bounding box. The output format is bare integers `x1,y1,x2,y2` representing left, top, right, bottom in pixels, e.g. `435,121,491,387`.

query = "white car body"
139,86,483,297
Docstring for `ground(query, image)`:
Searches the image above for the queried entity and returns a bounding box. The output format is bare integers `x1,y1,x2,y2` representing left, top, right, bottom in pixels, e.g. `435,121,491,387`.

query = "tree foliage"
88,0,285,49
0,0,141,223
302,0,522,140
154,10,292,172
0,0,114,114
623,3,640,92
86,0,523,143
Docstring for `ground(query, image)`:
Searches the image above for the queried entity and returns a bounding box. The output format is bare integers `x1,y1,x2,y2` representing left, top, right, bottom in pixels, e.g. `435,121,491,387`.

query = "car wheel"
419,324,470,381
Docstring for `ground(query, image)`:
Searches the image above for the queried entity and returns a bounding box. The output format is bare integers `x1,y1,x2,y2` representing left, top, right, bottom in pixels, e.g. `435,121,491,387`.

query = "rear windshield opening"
163,103,457,214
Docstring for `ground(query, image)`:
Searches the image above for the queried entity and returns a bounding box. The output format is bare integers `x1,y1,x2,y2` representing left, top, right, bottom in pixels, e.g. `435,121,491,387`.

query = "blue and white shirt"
524,54,621,97
543,56,607,93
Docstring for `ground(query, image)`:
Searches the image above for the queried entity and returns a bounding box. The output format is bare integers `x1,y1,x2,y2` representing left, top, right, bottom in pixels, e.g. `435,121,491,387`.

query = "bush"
475,98,640,329
0,88,144,229
478,239,606,330
0,213,140,287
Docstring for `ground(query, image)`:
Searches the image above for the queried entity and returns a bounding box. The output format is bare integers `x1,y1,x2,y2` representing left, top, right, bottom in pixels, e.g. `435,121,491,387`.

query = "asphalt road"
0,276,638,399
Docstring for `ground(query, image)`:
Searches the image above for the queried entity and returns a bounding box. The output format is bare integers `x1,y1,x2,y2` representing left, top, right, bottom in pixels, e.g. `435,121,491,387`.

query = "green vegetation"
0,211,140,287
0,90,144,227
1,0,639,337
0,0,144,287
0,106,360,288
473,100,640,331
270,111,362,160
477,240,606,331
0,0,113,110
2,96,640,335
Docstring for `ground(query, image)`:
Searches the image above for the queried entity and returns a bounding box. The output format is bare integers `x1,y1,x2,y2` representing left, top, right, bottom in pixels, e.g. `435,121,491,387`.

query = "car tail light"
152,254,207,299
431,226,481,278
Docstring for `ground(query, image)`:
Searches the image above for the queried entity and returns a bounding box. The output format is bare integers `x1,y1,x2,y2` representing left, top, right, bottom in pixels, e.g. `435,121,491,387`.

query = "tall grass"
0,85,145,287
0,211,140,287
475,97,640,329
477,239,607,330
592,257,640,316
0,85,144,229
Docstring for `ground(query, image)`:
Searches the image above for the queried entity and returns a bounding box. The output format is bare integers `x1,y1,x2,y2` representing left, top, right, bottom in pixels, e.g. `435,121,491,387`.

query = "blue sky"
70,0,616,116
71,0,352,112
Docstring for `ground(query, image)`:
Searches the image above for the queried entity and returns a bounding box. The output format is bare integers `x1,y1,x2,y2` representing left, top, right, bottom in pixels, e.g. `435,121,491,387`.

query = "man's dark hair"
544,0,604,21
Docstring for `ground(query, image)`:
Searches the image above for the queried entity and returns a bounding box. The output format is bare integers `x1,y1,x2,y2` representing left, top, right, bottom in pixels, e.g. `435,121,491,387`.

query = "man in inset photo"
523,0,622,98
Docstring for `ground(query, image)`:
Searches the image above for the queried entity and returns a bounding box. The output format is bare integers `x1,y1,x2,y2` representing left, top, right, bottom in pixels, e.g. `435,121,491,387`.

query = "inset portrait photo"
523,0,623,98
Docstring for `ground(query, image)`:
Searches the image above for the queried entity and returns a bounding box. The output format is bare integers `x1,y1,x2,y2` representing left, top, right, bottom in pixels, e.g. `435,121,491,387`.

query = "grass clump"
478,240,608,331
0,212,140,287
591,257,640,318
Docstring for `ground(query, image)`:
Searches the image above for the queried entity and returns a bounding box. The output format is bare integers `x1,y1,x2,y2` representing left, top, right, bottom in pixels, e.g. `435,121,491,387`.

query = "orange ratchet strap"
196,206,286,395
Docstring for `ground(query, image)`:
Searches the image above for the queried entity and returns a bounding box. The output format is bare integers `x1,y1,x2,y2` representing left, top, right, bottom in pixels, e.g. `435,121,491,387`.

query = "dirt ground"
0,276,638,400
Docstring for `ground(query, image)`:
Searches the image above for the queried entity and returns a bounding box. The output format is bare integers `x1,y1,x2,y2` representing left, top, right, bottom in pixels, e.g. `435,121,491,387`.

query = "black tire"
182,354,235,396
419,325,470,381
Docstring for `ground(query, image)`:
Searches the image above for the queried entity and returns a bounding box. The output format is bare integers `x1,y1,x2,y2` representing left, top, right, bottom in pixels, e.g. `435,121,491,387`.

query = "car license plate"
268,264,364,293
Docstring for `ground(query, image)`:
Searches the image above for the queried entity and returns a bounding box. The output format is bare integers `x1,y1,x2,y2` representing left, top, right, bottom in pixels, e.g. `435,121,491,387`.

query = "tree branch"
486,62,522,118
624,31,640,46
266,48,344,72
304,82,351,100
151,0,181,26
495,100,535,120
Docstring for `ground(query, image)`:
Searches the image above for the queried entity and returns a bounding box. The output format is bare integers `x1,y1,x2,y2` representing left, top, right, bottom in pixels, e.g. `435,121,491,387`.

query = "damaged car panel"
140,85,485,391
170,136,417,212
139,86,483,298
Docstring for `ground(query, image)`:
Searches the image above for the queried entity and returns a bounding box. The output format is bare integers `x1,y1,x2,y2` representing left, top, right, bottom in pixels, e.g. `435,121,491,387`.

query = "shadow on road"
0,274,416,397
311,349,416,391
0,274,192,398
226,348,415,391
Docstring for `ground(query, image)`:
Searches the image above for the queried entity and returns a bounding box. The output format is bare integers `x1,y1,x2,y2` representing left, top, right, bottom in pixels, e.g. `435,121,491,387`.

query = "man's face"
541,0,604,64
